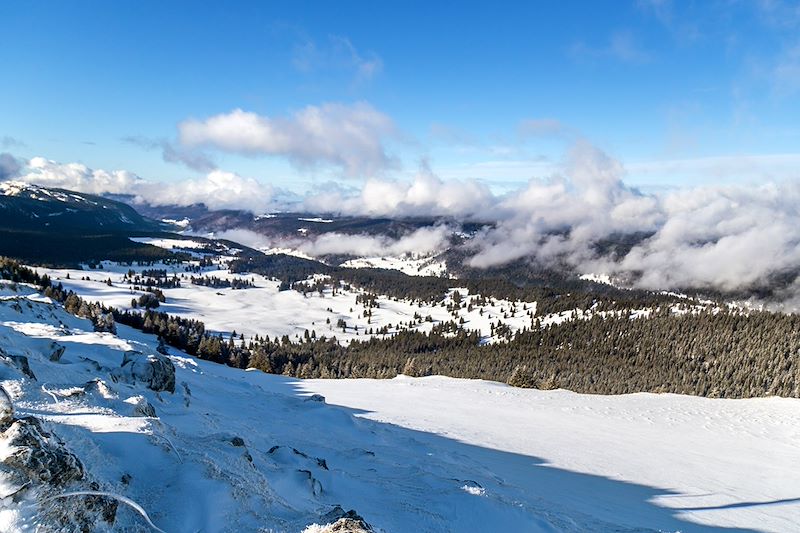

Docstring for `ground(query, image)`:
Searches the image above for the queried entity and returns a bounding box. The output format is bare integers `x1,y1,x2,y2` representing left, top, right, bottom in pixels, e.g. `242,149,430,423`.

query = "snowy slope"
35,263,539,344
1,280,797,532
296,377,800,533
339,255,449,277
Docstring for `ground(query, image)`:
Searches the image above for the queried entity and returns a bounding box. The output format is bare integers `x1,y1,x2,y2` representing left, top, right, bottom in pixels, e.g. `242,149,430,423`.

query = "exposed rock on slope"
111,350,176,393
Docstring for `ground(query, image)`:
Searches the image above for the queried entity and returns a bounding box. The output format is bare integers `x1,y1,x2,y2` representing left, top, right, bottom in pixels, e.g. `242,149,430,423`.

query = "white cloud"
517,118,571,139
0,153,22,180
10,142,800,299
218,225,451,260
178,102,398,177
123,136,215,172
11,157,275,213
303,162,495,218
299,226,451,258
570,31,650,64
135,170,275,213
18,156,143,195
293,35,383,83
773,42,800,96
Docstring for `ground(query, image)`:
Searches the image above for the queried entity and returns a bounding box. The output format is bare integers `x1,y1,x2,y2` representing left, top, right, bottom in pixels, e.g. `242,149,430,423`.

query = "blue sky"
2,0,800,194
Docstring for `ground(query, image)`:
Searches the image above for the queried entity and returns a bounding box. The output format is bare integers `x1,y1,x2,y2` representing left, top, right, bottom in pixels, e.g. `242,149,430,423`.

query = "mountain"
0,182,211,266
0,182,164,233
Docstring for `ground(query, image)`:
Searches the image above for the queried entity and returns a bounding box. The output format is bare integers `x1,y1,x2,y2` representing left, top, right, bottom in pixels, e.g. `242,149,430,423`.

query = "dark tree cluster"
4,257,800,399
190,275,254,290
232,253,682,315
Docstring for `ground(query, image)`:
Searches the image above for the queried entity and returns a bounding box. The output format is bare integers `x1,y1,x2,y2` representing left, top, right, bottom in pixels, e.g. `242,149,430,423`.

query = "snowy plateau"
0,276,798,532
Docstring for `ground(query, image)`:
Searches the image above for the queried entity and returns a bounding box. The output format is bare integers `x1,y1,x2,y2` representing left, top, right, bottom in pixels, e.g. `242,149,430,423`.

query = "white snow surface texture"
0,281,798,532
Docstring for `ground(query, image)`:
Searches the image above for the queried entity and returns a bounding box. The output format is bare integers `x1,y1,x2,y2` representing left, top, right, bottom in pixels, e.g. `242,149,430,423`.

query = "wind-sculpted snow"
0,280,797,532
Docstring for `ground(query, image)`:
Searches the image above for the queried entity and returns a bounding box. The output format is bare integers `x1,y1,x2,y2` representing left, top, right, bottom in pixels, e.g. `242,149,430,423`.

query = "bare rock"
318,507,374,532
328,517,374,533
48,341,66,362
6,354,36,380
0,416,117,531
1,417,84,487
0,385,13,429
306,393,326,403
111,350,175,393
125,395,157,417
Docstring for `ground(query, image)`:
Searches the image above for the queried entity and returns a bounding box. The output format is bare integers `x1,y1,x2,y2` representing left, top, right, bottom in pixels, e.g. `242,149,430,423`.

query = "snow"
34,261,719,347
298,217,334,223
297,375,800,533
262,247,316,260
129,237,208,250
161,217,191,228
1,283,798,532
340,255,450,277
35,264,540,344
579,272,614,286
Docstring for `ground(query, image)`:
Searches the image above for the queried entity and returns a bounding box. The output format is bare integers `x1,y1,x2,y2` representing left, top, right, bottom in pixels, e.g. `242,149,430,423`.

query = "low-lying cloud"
9,156,277,213
218,226,451,260
6,142,800,300
304,162,495,219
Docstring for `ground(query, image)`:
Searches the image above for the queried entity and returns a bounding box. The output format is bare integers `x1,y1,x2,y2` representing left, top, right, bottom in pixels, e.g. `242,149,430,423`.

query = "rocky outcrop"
111,350,175,393
125,395,157,417
47,341,66,362
1,416,84,487
0,347,36,380
8,354,36,380
0,386,13,427
0,416,118,530
317,506,375,532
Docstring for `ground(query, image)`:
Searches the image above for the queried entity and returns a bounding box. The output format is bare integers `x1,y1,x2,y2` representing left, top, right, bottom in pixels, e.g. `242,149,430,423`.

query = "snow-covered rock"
111,350,175,393
1,416,84,488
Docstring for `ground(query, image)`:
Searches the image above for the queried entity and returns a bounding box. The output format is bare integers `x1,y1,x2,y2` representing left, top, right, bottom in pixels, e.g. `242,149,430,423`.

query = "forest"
2,257,799,399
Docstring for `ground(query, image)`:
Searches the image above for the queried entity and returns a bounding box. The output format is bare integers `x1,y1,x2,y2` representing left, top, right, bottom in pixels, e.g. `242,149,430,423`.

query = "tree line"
3,257,799,399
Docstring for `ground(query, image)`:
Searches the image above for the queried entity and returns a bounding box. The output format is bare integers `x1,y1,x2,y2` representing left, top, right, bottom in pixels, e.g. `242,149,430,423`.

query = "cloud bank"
9,156,276,213
6,142,800,300
222,226,451,260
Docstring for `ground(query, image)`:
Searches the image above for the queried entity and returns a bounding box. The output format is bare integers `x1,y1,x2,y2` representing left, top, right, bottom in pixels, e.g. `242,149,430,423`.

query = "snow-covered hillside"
1,279,798,532
339,255,449,277
35,262,541,344
34,260,716,348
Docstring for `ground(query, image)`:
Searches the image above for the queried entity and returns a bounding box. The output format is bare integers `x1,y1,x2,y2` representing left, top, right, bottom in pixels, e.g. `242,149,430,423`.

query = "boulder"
0,385,13,429
47,341,66,362
1,417,117,531
111,351,175,393
0,348,36,380
328,517,374,533
318,507,374,533
125,395,157,417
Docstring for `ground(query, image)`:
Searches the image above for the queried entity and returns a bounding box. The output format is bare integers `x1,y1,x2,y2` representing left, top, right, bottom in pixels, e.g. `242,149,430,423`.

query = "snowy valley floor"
1,283,799,532
293,377,800,533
